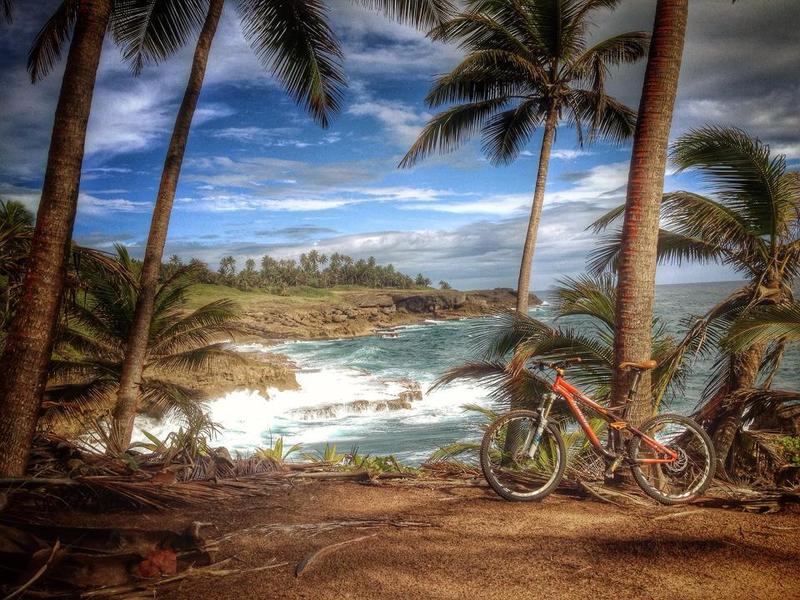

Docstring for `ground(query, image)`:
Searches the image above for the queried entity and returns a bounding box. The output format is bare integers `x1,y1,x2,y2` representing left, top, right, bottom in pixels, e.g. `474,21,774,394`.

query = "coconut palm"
110,0,456,451
43,245,241,440
590,127,800,475
435,273,690,416
400,0,648,314
0,0,119,477
609,0,688,426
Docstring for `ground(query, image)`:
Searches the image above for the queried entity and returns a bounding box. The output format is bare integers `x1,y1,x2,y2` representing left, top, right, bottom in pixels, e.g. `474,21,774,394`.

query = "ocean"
136,281,799,463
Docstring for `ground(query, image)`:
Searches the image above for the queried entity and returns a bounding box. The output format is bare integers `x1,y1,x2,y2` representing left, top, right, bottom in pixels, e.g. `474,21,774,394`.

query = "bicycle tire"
480,410,566,502
629,413,716,505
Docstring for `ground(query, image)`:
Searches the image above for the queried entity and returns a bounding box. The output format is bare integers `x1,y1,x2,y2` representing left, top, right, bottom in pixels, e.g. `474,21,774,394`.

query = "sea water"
135,281,799,463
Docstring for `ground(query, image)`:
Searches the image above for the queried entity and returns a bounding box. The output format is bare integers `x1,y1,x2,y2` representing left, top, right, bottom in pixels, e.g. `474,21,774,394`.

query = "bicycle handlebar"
529,357,582,371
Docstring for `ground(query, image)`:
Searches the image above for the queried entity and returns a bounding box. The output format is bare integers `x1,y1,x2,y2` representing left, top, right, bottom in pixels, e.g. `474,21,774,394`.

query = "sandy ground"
52,479,800,600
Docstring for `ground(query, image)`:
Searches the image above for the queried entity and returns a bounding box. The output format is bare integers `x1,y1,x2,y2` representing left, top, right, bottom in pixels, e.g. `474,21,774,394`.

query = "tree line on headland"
175,250,436,291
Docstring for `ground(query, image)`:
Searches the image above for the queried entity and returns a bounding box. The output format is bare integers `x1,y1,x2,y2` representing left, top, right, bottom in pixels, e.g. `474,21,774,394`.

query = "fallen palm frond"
219,517,435,544
295,533,378,578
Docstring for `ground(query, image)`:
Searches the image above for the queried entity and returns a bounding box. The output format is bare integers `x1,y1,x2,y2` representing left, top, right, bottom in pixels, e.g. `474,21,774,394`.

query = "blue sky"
1,1,798,290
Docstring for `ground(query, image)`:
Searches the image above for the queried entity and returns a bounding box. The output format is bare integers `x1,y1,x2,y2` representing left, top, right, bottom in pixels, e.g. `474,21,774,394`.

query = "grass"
184,283,337,310
183,283,439,311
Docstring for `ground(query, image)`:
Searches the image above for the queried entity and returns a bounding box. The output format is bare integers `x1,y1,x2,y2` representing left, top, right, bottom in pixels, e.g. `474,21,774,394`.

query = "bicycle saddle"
619,359,657,371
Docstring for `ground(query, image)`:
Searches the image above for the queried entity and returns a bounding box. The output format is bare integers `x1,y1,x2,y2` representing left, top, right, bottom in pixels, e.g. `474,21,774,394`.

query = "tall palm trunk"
111,0,224,452
0,0,112,477
610,0,688,424
515,106,558,314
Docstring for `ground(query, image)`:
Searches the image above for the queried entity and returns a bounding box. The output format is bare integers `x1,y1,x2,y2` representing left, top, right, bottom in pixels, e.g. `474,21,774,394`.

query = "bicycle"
480,358,716,504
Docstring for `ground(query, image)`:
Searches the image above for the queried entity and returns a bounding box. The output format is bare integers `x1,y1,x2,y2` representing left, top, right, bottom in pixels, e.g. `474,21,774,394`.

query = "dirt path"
59,481,800,599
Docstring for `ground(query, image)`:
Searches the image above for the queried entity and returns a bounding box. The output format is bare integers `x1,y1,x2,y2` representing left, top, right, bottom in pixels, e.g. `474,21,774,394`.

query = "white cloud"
348,99,429,148
551,149,592,160
177,194,356,213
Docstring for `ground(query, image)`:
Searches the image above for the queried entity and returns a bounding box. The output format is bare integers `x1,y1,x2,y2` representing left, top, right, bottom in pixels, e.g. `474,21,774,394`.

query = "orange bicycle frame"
551,374,678,464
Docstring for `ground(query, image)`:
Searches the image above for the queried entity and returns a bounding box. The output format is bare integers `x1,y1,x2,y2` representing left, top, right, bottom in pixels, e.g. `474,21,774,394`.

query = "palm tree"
400,0,648,314
0,0,214,476
110,0,456,451
437,273,690,413
0,0,119,477
591,127,800,474
43,246,242,438
608,0,688,426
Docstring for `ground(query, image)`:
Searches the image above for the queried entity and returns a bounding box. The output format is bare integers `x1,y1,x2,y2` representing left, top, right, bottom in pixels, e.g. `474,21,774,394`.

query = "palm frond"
481,99,543,164
150,299,241,355
1,0,12,23
27,0,79,82
587,227,726,275
236,0,345,128
566,89,636,145
112,0,209,75
725,301,800,351
430,11,532,56
399,97,508,167
148,343,241,373
661,191,764,268
41,378,118,426
350,0,454,28
139,378,207,421
671,127,798,242
587,203,625,233
425,49,542,107
567,31,649,79
552,273,616,333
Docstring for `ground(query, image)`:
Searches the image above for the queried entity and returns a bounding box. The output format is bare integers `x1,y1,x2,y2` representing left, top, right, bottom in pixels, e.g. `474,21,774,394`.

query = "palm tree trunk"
712,343,765,474
0,0,112,477
610,0,688,425
111,0,224,452
515,106,558,315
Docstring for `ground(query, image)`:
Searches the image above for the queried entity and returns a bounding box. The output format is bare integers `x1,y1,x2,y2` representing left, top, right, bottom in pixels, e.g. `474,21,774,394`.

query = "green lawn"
184,284,339,311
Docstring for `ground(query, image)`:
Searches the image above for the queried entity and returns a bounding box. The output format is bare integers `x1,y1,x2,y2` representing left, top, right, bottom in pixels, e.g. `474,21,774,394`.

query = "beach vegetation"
42,246,242,444
255,436,303,464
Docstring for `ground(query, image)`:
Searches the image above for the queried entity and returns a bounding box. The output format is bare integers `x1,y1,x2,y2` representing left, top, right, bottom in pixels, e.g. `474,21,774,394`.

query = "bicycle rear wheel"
480,410,566,502
629,413,715,505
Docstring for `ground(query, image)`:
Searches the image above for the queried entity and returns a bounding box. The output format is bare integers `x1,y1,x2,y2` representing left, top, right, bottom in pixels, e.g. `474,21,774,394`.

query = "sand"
52,480,800,600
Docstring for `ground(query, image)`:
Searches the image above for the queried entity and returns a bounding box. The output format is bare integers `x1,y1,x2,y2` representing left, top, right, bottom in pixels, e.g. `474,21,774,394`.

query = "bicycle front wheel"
480,410,566,502
629,413,715,505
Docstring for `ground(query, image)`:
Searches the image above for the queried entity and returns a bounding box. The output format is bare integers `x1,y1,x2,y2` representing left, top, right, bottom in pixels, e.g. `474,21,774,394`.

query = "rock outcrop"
238,288,542,341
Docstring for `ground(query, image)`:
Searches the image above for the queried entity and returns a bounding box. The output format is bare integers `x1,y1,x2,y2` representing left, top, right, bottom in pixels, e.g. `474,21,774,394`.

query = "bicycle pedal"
604,456,624,478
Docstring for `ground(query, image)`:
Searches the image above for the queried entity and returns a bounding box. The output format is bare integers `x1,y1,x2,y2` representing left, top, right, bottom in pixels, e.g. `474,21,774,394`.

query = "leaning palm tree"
590,127,800,475
109,0,455,452
400,0,648,314
609,0,688,425
43,246,242,442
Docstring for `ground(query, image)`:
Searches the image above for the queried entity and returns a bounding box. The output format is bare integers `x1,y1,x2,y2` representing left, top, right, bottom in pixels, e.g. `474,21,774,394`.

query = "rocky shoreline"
188,288,540,403
239,287,542,341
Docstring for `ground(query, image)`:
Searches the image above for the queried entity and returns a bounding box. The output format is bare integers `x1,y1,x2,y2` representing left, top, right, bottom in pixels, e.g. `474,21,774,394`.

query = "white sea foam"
132,363,491,457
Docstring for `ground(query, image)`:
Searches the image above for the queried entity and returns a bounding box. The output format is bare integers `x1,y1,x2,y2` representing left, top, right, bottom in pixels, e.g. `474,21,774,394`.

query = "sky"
1,0,798,291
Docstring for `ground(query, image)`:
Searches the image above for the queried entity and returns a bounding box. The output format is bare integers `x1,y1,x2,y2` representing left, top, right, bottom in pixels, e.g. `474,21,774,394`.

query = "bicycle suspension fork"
525,393,555,458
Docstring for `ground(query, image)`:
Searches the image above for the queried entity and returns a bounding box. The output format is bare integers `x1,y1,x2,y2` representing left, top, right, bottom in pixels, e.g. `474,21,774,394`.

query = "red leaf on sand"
134,549,178,578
